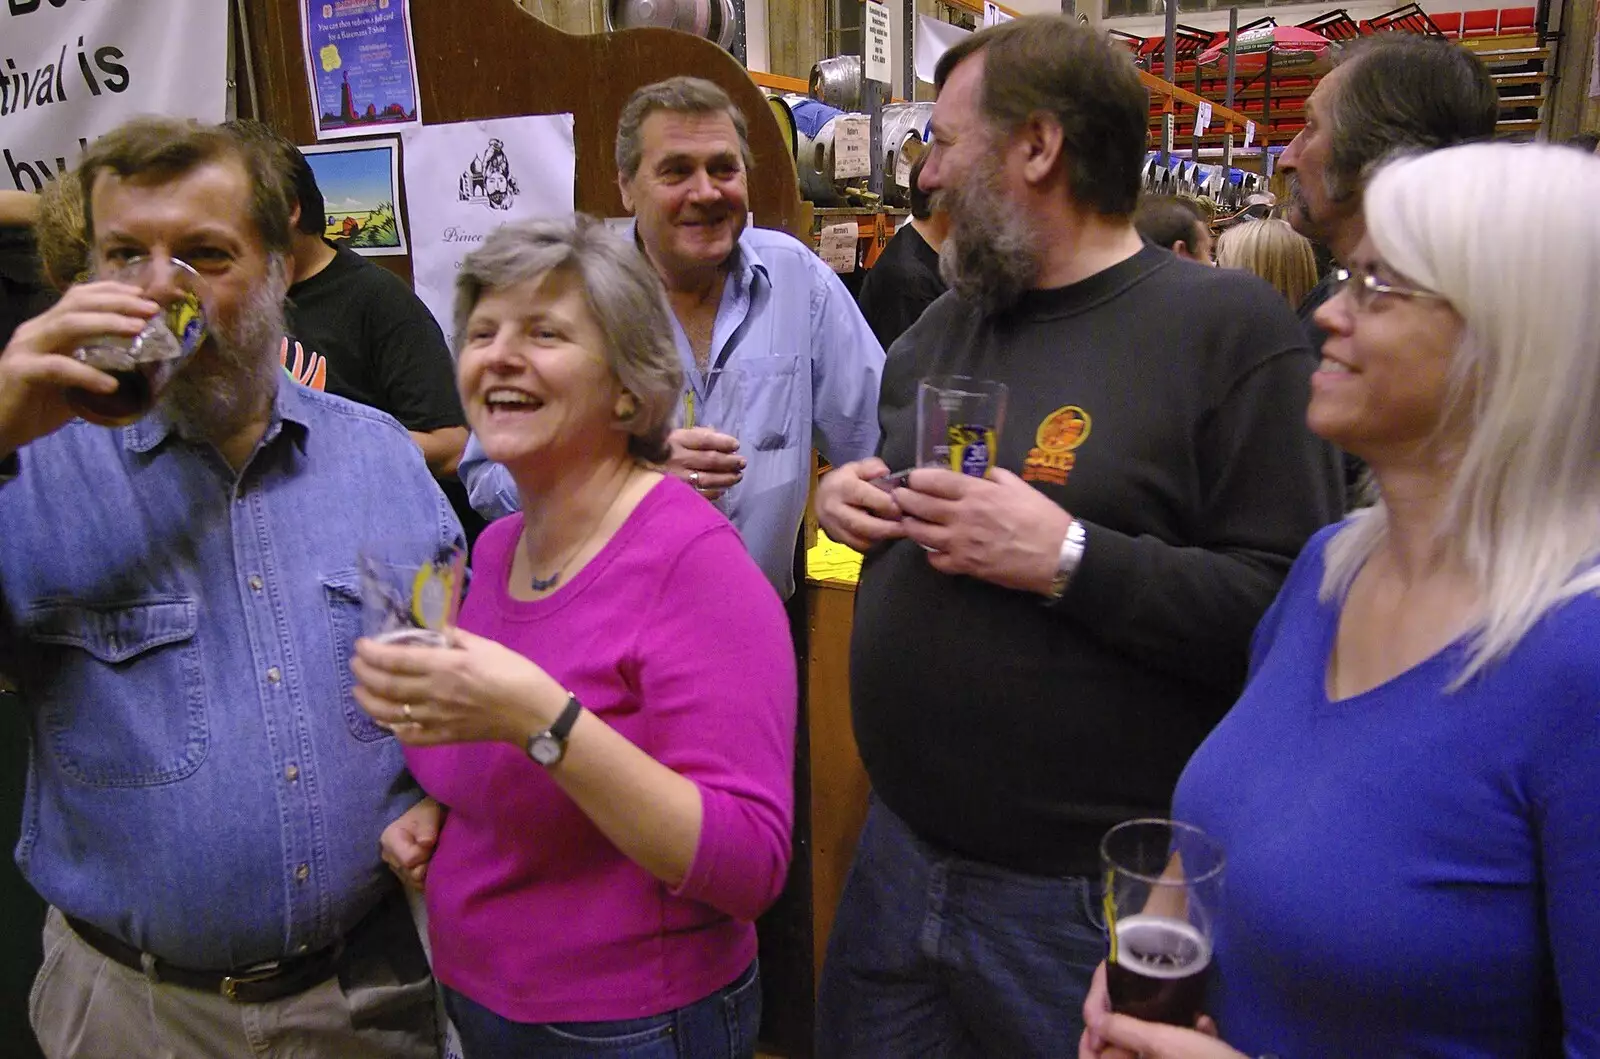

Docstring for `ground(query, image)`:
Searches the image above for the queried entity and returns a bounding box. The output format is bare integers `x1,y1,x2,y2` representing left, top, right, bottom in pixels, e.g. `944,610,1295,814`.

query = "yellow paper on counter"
806,529,862,586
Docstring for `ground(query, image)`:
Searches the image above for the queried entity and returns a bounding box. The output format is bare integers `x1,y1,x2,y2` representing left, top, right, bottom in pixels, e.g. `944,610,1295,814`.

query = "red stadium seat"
1498,6,1535,32
1461,8,1499,36
1429,10,1464,36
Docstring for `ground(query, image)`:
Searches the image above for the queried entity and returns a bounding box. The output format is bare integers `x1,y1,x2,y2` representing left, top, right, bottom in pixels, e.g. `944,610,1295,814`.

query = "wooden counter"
757,571,869,1059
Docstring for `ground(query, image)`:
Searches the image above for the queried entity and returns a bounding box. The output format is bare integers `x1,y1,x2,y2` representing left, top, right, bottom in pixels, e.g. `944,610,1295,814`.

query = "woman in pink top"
349,215,797,1058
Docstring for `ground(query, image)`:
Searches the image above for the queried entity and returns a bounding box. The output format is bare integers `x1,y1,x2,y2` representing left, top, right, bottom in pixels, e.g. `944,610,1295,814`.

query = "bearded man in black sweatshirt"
813,17,1343,1058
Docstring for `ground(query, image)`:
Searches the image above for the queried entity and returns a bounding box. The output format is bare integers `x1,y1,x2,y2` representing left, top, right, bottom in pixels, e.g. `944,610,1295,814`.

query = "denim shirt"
460,225,885,598
0,380,463,968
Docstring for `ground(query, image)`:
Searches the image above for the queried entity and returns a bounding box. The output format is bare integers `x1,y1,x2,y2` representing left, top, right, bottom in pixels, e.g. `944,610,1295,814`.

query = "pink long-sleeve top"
405,476,797,1023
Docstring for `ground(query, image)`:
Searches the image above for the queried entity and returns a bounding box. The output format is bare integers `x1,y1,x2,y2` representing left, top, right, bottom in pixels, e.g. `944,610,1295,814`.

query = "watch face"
528,734,563,767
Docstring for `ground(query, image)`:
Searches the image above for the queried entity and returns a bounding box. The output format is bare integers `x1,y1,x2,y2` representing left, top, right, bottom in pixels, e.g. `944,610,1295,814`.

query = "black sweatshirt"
856,223,947,352
850,244,1344,875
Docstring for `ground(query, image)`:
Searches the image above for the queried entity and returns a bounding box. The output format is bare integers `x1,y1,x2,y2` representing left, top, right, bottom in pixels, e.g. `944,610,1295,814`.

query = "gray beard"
161,264,287,445
935,154,1045,317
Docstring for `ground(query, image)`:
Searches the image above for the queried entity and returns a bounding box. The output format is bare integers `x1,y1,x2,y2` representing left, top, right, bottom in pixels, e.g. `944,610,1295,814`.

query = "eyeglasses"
1332,265,1449,312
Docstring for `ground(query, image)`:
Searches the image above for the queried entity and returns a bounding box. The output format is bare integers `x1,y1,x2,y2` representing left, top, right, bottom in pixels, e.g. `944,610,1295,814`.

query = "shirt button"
285,764,299,782
249,575,263,591
295,863,310,882
266,666,281,684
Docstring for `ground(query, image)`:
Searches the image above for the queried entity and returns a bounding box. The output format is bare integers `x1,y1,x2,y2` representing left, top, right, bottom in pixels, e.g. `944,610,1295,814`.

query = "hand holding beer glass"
872,375,1009,494
358,545,467,648
1100,819,1225,1028
67,256,208,425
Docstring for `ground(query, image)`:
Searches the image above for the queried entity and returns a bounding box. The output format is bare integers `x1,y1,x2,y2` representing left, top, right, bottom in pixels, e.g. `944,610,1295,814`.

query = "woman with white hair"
1080,141,1600,1057
349,215,795,1058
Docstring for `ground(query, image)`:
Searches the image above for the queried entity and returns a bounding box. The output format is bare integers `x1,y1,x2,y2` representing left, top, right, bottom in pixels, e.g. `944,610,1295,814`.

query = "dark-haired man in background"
271,138,469,481
813,16,1341,1057
1279,35,1497,350
1132,194,1213,263
855,153,949,350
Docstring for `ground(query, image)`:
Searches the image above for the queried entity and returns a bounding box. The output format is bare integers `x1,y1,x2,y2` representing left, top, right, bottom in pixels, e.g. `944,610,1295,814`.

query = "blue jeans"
442,961,760,1059
816,799,1107,1059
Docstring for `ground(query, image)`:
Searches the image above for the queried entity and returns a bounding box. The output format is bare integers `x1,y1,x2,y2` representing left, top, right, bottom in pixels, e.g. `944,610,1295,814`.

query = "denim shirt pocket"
26,596,209,788
323,571,391,743
739,354,802,454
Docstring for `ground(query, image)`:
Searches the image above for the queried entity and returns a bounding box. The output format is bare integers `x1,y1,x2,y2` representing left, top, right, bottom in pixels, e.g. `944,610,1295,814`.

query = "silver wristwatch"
1046,519,1087,602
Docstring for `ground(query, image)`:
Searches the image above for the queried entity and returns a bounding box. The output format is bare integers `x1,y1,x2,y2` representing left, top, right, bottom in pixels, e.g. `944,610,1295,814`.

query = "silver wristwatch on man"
1046,519,1087,602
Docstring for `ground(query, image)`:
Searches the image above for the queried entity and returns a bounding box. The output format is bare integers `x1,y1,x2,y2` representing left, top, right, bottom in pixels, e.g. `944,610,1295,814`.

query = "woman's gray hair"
452,214,683,464
1319,143,1600,686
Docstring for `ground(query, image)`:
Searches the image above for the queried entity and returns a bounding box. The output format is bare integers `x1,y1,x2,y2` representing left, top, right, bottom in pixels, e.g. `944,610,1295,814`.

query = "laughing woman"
350,215,796,1059
1082,143,1600,1058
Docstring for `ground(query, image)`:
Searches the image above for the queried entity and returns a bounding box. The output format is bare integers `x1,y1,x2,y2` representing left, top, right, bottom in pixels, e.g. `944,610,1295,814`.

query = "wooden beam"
1138,70,1249,132
750,70,811,93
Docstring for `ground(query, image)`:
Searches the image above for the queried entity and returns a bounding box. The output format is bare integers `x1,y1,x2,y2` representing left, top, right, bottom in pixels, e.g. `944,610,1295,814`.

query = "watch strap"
547,692,583,741
1045,519,1087,603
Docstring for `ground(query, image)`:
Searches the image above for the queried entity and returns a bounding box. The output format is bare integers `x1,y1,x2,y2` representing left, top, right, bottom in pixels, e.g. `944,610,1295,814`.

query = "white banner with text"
2,0,229,191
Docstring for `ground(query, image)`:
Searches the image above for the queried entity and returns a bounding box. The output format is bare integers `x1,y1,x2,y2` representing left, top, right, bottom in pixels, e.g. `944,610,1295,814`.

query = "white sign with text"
865,1,892,84
833,115,870,179
819,222,857,273
1,0,228,191
402,114,576,333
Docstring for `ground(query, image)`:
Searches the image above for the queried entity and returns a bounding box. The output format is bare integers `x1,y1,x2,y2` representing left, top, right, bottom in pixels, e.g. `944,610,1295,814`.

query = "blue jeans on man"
816,798,1107,1058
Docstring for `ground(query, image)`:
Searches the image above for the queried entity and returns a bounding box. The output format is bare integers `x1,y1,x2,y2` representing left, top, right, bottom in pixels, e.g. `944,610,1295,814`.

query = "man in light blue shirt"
460,76,884,598
0,118,451,1058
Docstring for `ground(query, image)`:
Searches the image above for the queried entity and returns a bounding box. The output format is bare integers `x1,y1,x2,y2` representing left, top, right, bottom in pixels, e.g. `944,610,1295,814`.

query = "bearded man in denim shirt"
460,77,885,599
0,117,457,1059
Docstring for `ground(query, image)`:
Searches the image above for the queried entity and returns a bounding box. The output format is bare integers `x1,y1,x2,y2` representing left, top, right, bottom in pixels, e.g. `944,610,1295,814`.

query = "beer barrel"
809,55,863,112
881,102,934,206
788,96,847,204
605,0,736,49
766,94,798,161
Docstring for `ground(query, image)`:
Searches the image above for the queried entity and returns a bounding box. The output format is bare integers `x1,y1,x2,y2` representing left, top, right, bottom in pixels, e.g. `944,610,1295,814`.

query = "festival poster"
2,0,227,192
299,138,408,256
301,0,422,140
401,114,576,334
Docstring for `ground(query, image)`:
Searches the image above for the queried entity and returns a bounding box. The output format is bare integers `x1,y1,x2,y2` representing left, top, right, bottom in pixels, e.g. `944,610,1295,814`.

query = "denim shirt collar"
122,369,309,458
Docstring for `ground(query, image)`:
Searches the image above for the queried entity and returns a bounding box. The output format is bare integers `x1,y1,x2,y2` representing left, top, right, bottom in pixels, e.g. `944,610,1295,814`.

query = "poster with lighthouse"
301,0,422,140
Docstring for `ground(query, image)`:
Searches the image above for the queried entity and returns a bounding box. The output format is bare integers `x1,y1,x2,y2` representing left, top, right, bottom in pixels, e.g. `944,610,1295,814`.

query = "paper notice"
819,222,857,273
834,116,871,179
866,1,892,84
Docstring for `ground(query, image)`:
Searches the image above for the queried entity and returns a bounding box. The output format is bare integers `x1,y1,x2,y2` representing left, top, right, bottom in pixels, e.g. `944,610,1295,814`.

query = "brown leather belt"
64,910,359,1004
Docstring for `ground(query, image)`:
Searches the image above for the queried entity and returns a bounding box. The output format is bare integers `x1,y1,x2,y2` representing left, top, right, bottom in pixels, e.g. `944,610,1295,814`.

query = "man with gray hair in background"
460,76,885,599
1279,34,1497,350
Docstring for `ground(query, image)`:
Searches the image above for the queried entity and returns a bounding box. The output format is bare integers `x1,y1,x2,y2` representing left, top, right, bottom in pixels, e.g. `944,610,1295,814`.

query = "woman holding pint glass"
1083,143,1600,1057
348,216,796,1059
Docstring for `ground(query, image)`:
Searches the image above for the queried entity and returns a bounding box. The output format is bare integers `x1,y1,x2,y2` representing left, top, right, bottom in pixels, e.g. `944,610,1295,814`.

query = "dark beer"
66,358,179,426
1106,914,1211,1027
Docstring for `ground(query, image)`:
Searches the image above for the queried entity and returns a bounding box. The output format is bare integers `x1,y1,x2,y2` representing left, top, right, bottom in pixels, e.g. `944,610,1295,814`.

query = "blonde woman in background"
1215,218,1317,307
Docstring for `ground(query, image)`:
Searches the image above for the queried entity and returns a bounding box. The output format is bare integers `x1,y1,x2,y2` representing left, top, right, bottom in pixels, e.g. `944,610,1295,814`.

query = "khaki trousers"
29,907,440,1059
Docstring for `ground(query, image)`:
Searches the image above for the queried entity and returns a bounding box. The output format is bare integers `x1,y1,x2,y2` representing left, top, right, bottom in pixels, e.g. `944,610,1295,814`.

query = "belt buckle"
220,962,282,1002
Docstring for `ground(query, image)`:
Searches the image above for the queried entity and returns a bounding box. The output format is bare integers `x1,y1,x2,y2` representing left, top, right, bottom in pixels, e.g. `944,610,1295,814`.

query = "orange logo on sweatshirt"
1021,405,1090,486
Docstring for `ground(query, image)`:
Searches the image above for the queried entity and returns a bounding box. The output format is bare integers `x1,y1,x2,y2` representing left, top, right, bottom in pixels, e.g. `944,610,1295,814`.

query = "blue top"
1174,525,1600,1058
0,381,463,968
459,224,885,598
